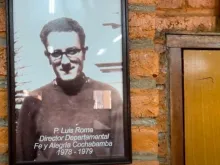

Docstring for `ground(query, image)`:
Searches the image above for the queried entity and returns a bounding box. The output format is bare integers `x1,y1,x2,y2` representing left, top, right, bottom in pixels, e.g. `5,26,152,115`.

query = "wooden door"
184,50,220,165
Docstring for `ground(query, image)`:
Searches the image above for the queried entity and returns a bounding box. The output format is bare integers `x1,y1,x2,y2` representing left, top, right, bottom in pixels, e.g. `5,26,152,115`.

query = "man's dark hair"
40,17,85,48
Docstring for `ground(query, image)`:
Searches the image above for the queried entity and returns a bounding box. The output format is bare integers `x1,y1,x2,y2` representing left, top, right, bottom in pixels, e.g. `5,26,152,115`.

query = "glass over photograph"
10,0,129,164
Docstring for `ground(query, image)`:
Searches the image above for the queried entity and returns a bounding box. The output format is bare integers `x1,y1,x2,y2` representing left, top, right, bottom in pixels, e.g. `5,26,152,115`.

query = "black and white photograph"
7,0,131,165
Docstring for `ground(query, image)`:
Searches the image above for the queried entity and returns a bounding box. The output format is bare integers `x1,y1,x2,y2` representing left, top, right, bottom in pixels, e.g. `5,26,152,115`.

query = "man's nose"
61,54,70,65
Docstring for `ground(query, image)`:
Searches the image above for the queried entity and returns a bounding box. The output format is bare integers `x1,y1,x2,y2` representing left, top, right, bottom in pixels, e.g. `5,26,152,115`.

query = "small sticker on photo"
93,90,111,109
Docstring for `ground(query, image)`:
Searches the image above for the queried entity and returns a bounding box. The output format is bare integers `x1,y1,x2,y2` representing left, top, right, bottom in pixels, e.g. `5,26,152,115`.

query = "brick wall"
0,0,219,165
129,0,219,165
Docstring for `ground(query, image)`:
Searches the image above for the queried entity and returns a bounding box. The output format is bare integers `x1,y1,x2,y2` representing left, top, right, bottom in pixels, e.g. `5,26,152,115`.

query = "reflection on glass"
97,48,107,56
49,0,55,14
113,34,122,43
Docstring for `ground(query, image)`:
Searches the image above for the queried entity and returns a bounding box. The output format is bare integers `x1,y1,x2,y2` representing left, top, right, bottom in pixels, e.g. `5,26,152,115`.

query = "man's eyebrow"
53,49,62,52
52,46,80,52
66,46,80,50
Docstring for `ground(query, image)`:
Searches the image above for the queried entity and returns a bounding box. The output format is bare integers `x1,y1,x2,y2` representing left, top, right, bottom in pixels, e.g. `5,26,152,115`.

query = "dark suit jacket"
16,76,124,161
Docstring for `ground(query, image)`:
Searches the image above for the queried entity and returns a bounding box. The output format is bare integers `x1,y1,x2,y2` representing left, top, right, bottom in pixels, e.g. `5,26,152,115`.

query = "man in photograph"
16,17,124,161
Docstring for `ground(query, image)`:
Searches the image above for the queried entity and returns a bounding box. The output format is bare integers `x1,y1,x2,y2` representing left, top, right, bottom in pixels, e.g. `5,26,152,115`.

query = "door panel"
184,50,220,165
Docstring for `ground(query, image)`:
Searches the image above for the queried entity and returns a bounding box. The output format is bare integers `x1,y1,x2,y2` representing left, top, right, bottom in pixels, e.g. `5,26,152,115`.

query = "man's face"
47,31,85,82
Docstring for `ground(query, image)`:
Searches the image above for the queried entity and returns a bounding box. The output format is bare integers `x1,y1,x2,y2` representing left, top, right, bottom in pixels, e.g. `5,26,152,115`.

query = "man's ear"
82,46,88,60
49,58,52,65
48,56,52,65
44,50,52,65
83,53,86,60
44,50,49,57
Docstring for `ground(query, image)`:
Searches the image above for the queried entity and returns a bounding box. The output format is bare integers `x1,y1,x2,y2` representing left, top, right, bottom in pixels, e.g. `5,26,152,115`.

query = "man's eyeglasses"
45,46,88,60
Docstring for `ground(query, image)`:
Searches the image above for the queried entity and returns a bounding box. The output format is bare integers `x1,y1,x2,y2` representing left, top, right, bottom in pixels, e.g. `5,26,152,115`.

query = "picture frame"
6,0,132,165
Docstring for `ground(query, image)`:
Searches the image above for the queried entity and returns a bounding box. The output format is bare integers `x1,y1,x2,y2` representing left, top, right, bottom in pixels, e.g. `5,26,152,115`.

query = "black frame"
6,0,132,165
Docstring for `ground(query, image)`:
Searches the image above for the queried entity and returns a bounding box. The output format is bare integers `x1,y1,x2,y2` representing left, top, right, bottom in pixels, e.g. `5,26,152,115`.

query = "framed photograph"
6,0,131,165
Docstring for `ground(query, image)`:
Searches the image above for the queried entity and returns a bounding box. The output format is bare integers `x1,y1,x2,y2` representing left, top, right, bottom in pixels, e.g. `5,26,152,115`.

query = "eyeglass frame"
44,46,88,61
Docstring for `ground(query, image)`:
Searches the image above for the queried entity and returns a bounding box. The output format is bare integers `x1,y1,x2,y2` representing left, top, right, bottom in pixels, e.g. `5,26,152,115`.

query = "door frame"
166,33,220,165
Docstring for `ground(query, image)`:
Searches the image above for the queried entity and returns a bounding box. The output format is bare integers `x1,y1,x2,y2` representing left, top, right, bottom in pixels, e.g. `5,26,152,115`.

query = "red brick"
159,90,166,111
0,144,8,154
0,89,7,118
132,126,158,153
131,89,159,118
155,72,166,84
0,127,8,144
130,29,155,40
128,0,157,5
132,161,159,165
157,0,184,9
0,8,6,32
129,12,155,39
160,163,169,165
155,44,166,54
0,48,6,76
130,50,159,78
186,0,216,8
156,8,216,16
158,135,168,157
156,16,216,32
157,114,167,132
155,52,167,85
0,32,6,38
154,38,165,44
